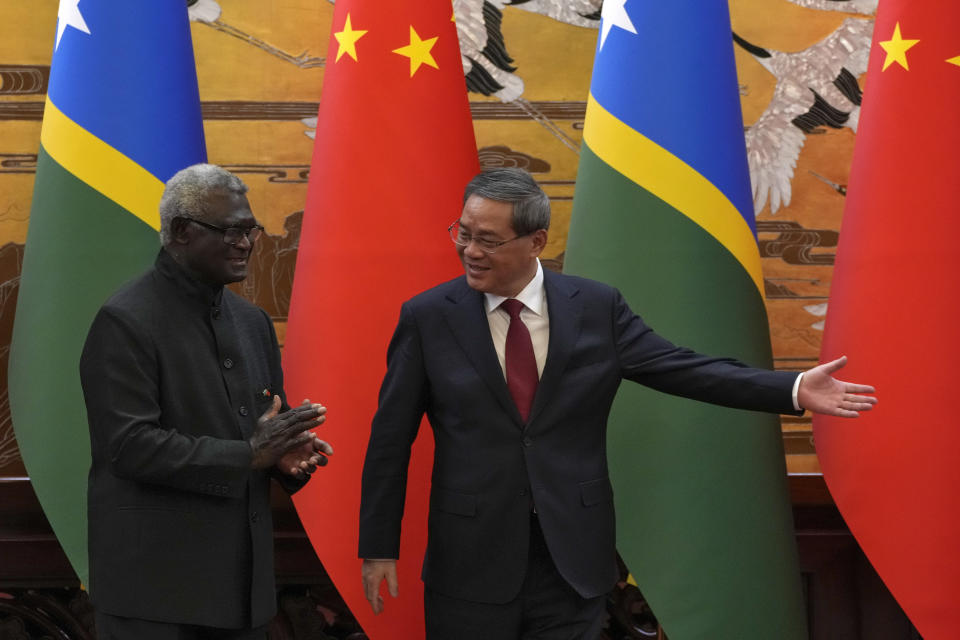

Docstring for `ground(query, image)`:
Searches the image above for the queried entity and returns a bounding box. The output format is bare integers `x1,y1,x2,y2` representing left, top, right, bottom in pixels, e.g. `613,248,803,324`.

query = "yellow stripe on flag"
40,97,163,231
583,93,764,296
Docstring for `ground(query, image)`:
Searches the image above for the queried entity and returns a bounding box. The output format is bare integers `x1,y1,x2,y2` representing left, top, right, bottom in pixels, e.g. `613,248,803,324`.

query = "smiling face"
456,194,547,297
174,189,258,285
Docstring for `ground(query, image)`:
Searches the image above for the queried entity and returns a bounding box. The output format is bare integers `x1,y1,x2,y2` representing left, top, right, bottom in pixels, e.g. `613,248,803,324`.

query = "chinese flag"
282,2,479,638
814,2,960,637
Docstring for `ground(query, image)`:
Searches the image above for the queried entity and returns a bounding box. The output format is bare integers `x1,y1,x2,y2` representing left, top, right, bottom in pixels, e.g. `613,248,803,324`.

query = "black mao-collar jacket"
81,249,297,628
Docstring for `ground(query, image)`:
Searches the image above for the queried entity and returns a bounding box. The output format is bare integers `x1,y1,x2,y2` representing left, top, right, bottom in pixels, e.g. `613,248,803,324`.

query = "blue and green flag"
564,2,806,638
9,0,206,584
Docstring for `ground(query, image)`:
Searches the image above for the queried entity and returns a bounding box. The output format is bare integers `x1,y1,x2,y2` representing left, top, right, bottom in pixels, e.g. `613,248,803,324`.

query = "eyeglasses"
183,218,264,245
448,220,529,254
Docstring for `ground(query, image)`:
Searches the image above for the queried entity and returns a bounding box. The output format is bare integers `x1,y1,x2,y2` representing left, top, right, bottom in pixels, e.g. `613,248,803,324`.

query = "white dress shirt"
484,260,549,380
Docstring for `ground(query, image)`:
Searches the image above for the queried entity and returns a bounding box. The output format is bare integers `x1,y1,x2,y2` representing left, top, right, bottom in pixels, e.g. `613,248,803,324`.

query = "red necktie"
501,299,538,422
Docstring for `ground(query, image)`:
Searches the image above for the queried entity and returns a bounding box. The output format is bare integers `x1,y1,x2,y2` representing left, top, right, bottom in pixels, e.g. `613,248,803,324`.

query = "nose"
462,238,486,259
234,232,253,250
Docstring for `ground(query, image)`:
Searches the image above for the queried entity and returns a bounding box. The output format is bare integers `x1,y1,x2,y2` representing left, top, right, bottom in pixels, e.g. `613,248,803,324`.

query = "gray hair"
463,168,550,234
158,164,248,245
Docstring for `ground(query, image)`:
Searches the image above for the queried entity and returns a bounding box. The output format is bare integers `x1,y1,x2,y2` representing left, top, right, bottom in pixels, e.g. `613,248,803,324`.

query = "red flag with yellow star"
282,1,478,637
813,1,960,637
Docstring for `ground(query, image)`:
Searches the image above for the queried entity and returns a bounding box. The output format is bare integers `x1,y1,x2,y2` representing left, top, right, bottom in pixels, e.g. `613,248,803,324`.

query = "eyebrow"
458,224,501,239
224,216,260,227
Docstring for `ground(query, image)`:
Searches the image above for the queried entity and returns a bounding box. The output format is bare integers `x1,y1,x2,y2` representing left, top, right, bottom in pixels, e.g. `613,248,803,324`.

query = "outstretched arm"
798,356,877,417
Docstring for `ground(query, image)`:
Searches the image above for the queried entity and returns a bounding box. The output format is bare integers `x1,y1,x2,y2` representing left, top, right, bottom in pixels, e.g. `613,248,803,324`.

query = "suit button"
223,358,234,369
251,512,260,523
519,489,527,496
239,406,249,416
212,307,221,319
522,437,533,447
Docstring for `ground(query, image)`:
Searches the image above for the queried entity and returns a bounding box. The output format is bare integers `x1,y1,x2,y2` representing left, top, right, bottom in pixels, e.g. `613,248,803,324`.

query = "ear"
528,228,548,257
169,217,194,246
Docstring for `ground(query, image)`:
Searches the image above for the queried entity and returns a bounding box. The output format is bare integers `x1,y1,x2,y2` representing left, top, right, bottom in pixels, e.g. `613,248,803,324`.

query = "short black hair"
463,168,550,234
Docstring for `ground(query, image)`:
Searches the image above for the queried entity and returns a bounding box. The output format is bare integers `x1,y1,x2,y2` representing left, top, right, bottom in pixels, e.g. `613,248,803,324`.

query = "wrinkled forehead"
203,188,256,226
459,195,515,234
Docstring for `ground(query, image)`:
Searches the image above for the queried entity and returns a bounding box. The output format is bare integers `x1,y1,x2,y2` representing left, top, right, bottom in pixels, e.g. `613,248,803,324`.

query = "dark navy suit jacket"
359,269,798,604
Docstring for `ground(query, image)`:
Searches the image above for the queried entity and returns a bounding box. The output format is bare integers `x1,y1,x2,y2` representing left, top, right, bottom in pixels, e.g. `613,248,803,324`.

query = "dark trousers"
94,612,267,640
424,514,606,640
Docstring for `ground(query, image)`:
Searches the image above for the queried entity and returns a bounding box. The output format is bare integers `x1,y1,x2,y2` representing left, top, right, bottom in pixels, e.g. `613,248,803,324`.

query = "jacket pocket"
431,487,477,516
579,477,613,507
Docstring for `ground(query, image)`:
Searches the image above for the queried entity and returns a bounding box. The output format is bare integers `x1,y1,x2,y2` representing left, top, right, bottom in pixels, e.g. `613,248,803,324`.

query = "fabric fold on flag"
564,2,806,638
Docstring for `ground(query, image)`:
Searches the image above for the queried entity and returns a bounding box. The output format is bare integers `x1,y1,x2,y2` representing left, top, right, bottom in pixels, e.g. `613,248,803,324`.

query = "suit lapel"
441,279,524,424
528,270,582,426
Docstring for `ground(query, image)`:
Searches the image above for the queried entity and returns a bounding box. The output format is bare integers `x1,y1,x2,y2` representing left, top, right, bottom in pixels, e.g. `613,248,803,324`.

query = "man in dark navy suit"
358,168,875,639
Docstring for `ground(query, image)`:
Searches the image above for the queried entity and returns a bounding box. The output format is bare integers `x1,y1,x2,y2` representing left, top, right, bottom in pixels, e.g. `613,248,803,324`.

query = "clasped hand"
249,395,333,479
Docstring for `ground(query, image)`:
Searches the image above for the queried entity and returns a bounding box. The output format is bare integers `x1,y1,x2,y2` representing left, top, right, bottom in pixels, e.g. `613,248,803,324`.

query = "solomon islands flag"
564,2,807,638
9,0,206,585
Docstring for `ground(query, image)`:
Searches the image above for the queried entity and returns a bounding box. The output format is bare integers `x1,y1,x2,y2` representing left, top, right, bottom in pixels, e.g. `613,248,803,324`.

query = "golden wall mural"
0,0,876,477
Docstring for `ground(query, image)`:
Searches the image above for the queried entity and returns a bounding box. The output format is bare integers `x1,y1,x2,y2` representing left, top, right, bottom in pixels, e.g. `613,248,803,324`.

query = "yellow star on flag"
334,13,367,62
393,26,439,77
879,22,919,71
948,55,960,67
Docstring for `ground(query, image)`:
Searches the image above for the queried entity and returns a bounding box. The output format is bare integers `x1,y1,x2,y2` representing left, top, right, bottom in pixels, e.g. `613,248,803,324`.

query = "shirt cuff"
792,372,804,412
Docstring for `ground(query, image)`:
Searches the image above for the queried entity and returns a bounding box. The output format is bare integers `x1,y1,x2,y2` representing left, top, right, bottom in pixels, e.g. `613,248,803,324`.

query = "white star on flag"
599,0,637,50
56,0,91,50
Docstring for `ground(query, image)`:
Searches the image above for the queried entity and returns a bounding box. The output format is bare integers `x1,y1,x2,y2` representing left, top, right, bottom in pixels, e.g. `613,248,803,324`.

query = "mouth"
464,262,489,276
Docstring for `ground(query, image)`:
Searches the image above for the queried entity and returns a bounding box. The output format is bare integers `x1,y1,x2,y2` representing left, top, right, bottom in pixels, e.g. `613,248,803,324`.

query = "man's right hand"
249,395,327,469
362,558,399,615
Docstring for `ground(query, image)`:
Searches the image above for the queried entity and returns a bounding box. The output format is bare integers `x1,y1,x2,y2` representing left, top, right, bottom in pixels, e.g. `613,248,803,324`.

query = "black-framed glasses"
448,220,529,254
183,217,264,245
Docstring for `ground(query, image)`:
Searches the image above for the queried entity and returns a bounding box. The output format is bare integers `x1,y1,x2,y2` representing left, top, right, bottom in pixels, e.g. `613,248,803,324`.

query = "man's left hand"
275,398,334,480
276,432,333,479
798,356,877,417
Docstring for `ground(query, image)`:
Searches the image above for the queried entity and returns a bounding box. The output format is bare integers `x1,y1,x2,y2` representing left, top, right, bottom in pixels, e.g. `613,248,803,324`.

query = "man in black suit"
80,164,332,640
358,168,875,639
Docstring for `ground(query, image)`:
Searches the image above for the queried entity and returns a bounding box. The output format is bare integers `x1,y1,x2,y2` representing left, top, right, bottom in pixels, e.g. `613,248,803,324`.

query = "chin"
217,268,248,285
464,274,490,293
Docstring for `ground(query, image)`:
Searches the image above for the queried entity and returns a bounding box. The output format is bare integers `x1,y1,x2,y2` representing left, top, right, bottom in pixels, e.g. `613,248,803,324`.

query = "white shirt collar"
484,259,545,316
